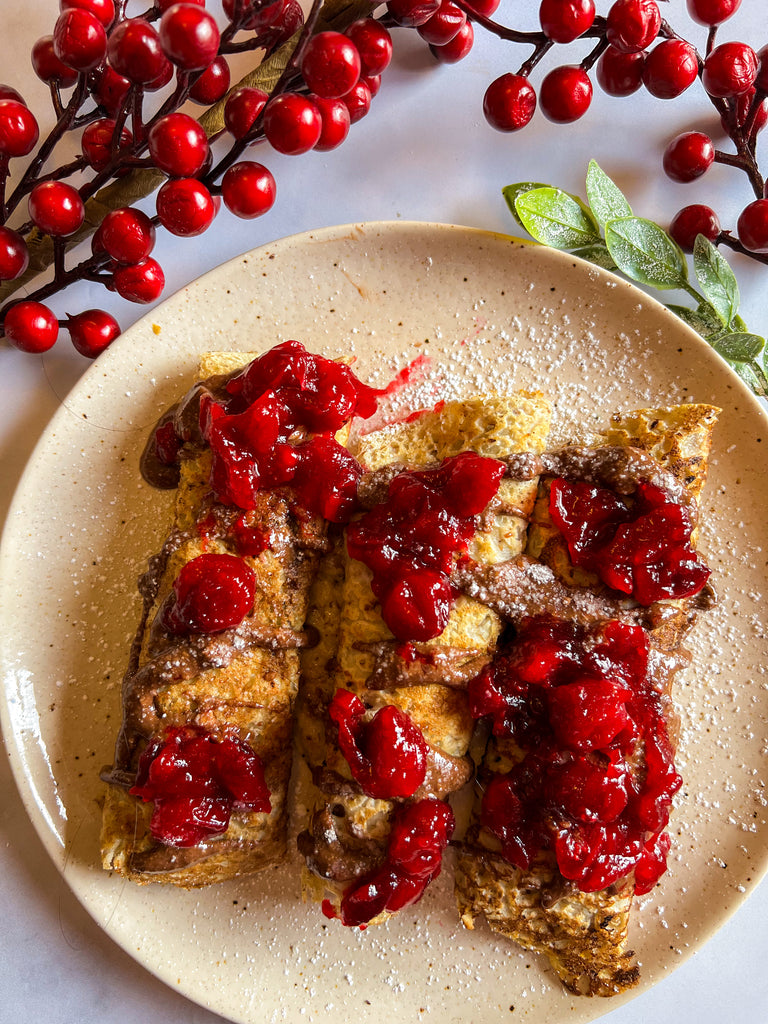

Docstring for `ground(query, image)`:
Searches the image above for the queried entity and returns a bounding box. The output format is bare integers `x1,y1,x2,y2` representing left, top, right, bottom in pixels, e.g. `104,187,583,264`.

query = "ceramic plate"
2,222,767,1024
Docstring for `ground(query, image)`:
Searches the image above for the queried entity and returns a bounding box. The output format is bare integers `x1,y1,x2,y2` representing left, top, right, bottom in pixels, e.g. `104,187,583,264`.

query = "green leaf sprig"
504,160,768,399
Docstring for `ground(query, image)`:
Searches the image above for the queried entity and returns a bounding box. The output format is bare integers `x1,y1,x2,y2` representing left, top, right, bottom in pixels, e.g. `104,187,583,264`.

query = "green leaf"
502,181,550,230
728,361,768,397
570,243,618,271
693,235,740,327
585,160,632,228
604,217,689,289
666,303,724,339
514,187,601,250
712,332,766,362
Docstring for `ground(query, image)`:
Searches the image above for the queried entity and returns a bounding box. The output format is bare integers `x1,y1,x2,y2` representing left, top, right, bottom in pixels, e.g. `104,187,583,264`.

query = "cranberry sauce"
549,477,710,605
327,798,455,927
468,615,681,895
346,451,507,642
162,552,256,634
328,688,428,799
130,725,271,847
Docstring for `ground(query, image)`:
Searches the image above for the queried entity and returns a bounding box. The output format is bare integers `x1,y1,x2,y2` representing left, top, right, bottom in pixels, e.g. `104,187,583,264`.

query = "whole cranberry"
342,79,372,121
264,93,322,153
156,177,216,237
737,199,768,252
159,4,220,71
642,39,699,99
112,257,165,303
669,205,721,252
483,73,537,132
189,56,231,105
222,0,287,30
60,0,116,28
224,86,268,139
3,301,59,353
429,19,474,63
148,112,209,177
596,45,645,96
81,118,133,171
686,0,741,25
107,19,165,84
539,0,595,44
728,90,768,137
221,161,277,218
100,206,156,263
0,227,29,281
345,19,393,76
53,8,107,71
662,131,715,182
0,100,39,157
539,65,593,122
757,45,768,92
386,0,441,27
67,308,120,357
89,65,131,116
702,42,758,99
0,85,25,105
310,95,351,151
362,73,381,97
28,181,85,237
302,31,361,99
417,1,467,46
32,36,79,87
606,0,660,54
144,55,174,92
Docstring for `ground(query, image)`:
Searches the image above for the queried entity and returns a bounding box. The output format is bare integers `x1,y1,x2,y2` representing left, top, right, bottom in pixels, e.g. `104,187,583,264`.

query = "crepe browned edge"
101,351,327,887
296,392,552,922
454,403,720,996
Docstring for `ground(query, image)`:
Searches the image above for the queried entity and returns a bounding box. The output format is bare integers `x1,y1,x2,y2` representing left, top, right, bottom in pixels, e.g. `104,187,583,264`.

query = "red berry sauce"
130,725,271,847
549,478,710,604
328,688,428,799
346,451,506,641
468,615,681,895
162,552,256,635
334,798,455,926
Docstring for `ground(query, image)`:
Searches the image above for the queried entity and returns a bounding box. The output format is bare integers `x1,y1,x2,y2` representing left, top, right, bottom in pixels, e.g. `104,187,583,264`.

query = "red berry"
164,553,255,634
81,117,132,171
662,131,714,183
60,0,115,28
0,227,29,281
148,112,209,177
302,31,361,99
107,19,165,84
156,177,216,236
0,85,25,105
3,301,59,353
32,36,79,87
596,44,645,95
88,64,131,116
160,4,220,71
53,8,107,71
28,181,85,237
418,1,466,46
224,86,268,139
100,206,155,263
686,0,741,25
67,308,120,357
702,42,758,99
737,199,768,253
386,0,440,27
429,19,474,62
222,0,287,30
263,93,322,154
668,204,721,251
342,79,372,122
221,161,276,218
0,100,39,157
729,90,768,137
156,0,205,8
112,257,165,303
310,95,351,151
189,56,230,104
606,0,660,54
483,73,537,132
362,73,381,98
539,0,595,44
345,19,392,76
642,39,699,99
144,55,174,92
539,65,593,122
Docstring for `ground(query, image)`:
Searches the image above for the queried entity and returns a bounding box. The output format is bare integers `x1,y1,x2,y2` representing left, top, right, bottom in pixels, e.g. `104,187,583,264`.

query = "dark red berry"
362,74,381,98
81,117,132,171
100,206,156,263
107,18,165,84
224,86,268,139
342,79,372,122
148,112,209,177
302,31,361,99
345,19,392,76
164,553,255,634
61,0,116,28
668,204,721,251
539,0,595,44
702,41,758,99
222,0,287,30
418,1,466,46
642,39,698,99
264,93,322,154
67,308,120,357
144,54,174,92
113,257,165,303
28,181,85,237
53,8,107,71
3,301,59,353
89,64,131,116
483,73,537,132
188,56,230,104
662,131,714,183
596,44,645,96
539,65,593,122
429,19,473,62
686,0,741,25
159,3,220,70
0,227,29,281
387,0,440,26
310,95,351,151
0,85,25,105
156,177,216,236
221,161,277,218
606,0,660,53
737,198,768,253
0,100,39,157
31,36,79,87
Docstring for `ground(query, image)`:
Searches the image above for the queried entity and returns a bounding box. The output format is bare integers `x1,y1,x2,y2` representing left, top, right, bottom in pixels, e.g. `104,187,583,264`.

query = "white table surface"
1,2,767,1022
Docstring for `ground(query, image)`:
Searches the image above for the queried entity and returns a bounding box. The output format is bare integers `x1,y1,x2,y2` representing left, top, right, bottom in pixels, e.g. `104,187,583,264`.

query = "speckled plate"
1,222,767,1024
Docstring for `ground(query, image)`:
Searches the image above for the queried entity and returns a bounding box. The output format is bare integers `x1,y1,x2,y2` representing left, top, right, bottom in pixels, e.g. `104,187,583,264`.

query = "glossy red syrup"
130,725,271,847
162,552,255,634
469,615,681,895
328,688,428,799
335,798,455,926
346,451,506,641
549,478,710,605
